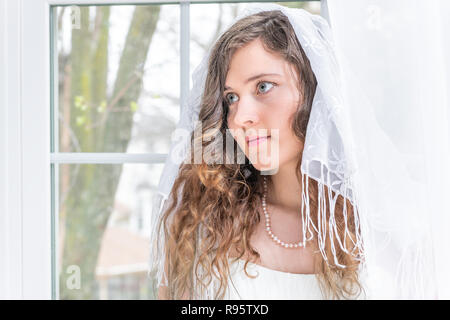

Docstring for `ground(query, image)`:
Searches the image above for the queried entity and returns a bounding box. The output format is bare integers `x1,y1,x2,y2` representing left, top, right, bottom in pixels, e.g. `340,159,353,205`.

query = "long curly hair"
156,10,364,300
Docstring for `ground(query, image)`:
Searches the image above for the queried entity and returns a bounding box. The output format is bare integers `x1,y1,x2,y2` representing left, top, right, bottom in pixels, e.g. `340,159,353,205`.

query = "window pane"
189,1,321,80
57,163,163,299
52,1,322,301
54,4,180,153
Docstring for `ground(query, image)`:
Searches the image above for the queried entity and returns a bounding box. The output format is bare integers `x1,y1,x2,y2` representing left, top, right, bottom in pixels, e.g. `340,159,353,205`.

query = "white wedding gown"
201,258,368,300
222,258,325,300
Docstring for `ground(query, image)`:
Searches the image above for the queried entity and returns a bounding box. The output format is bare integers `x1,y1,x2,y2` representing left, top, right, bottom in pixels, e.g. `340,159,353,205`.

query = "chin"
250,160,280,175
245,149,284,175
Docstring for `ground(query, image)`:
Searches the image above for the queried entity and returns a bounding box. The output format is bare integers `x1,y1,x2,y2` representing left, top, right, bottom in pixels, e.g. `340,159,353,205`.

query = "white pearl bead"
263,178,302,250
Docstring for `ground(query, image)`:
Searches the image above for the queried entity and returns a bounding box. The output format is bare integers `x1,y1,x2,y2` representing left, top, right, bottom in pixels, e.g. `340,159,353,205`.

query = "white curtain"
327,0,450,299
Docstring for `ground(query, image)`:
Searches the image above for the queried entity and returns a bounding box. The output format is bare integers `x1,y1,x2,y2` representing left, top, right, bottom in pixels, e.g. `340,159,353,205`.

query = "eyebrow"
224,73,281,91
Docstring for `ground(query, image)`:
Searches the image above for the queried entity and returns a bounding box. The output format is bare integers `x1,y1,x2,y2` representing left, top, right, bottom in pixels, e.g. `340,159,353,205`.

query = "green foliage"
130,101,138,112
97,100,107,113
74,95,85,108
76,116,86,126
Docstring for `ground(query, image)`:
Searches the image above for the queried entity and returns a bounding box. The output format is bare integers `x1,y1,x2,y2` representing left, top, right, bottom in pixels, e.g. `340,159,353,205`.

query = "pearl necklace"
262,176,304,249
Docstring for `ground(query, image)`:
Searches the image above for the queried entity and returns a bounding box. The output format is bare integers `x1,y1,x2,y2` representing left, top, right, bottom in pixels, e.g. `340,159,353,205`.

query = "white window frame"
0,0,323,299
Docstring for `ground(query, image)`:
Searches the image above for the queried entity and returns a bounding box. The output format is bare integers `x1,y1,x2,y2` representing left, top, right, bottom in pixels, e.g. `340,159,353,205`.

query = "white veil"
326,0,450,298
148,1,450,299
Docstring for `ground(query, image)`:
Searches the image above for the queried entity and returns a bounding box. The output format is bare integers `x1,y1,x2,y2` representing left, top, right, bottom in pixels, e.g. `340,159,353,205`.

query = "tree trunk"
60,5,160,299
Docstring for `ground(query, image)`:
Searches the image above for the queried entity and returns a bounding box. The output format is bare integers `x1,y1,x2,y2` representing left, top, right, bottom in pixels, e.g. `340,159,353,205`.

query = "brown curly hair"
155,9,364,300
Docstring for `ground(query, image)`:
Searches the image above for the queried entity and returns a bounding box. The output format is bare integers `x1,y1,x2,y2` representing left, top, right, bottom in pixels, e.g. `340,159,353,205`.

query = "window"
0,0,321,300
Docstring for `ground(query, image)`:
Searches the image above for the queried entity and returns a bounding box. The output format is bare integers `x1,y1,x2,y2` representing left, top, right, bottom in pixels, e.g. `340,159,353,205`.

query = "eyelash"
224,81,276,106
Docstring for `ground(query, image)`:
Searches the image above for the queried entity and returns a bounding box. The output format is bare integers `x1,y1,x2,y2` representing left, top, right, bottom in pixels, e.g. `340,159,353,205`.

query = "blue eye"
257,81,274,94
224,81,275,106
225,93,239,105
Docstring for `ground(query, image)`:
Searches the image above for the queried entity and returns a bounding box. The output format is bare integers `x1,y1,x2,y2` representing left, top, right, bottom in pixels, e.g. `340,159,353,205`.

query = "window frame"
0,0,323,299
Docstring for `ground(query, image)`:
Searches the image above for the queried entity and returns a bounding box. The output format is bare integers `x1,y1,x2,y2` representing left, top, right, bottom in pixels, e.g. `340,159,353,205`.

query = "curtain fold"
327,0,450,298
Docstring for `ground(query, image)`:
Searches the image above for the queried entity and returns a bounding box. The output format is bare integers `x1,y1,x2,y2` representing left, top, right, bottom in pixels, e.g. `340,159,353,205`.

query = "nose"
230,95,261,128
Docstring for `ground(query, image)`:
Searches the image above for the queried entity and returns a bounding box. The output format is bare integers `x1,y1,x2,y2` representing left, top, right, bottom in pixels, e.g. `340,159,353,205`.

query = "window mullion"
180,0,190,120
50,152,168,164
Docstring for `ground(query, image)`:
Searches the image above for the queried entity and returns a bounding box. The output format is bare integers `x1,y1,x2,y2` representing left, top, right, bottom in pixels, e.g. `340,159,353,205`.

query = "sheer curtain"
326,0,450,298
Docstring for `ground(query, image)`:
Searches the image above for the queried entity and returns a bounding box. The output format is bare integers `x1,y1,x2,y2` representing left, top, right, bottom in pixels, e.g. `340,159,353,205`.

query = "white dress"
221,258,325,300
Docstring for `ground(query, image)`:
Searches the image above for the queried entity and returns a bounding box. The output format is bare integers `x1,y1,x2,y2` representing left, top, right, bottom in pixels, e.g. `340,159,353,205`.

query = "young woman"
149,4,365,300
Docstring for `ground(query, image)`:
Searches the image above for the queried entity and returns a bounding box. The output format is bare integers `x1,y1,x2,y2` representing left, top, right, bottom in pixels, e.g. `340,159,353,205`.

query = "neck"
264,159,302,214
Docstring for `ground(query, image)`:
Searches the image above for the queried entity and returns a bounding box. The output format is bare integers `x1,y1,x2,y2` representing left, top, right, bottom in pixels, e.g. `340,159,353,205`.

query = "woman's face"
225,38,304,172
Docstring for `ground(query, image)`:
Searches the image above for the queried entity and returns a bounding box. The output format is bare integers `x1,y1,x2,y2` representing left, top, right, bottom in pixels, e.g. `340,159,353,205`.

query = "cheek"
226,120,246,149
269,103,296,138
226,110,238,131
276,132,303,169
277,111,303,160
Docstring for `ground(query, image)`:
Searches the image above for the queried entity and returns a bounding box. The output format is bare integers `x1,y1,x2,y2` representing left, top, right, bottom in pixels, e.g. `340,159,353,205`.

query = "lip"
247,136,270,147
246,135,270,143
